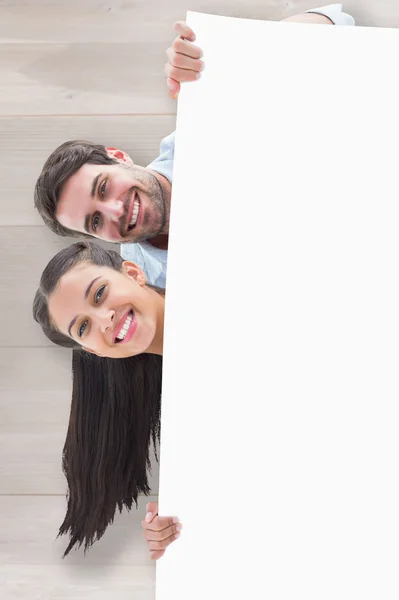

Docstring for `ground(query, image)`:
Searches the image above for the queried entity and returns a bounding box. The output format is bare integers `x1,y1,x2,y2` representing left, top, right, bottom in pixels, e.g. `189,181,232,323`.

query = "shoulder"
154,131,176,163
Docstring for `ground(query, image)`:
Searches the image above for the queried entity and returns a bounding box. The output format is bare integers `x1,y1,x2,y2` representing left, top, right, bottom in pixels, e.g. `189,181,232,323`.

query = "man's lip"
125,193,136,234
134,192,142,229
113,309,132,342
126,191,142,234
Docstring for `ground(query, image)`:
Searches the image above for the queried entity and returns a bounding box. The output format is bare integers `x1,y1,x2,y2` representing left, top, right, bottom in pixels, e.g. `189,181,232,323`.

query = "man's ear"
105,147,134,165
122,261,147,287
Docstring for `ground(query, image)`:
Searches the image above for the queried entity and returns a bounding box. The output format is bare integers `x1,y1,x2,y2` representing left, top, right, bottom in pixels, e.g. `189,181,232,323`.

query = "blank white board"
157,12,399,599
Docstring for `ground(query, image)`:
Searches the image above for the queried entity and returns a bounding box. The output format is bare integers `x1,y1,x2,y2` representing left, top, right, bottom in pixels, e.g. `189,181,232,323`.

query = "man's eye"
100,180,107,198
92,213,100,231
95,285,106,303
78,321,87,338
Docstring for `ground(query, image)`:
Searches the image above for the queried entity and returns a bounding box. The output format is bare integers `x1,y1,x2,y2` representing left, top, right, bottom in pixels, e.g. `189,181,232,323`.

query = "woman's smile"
114,309,137,344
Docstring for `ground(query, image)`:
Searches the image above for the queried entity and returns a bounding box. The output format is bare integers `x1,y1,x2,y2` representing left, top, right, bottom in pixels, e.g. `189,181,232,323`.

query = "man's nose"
101,199,124,222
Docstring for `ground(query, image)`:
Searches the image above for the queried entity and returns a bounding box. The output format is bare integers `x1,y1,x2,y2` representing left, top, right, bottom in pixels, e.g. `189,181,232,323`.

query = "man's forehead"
63,162,102,194
56,164,101,229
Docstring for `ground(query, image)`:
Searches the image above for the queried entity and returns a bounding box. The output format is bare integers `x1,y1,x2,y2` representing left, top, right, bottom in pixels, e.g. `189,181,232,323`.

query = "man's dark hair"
34,140,118,237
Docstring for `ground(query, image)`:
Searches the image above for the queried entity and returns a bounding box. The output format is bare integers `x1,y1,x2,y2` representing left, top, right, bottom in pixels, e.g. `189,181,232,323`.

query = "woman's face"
48,261,159,358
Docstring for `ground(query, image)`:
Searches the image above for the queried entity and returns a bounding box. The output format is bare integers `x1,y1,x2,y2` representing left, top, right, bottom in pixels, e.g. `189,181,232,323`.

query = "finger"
171,36,203,60
142,515,180,532
167,47,204,73
149,549,165,560
148,532,181,552
144,502,159,523
144,522,182,542
174,21,196,41
165,61,200,83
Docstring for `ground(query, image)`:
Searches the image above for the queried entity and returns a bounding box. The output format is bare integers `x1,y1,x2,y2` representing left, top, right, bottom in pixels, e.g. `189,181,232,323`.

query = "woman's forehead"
49,263,106,305
47,263,108,331
61,261,113,283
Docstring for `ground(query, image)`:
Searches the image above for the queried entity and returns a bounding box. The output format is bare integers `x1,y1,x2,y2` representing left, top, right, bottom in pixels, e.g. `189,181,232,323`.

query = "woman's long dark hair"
33,241,163,556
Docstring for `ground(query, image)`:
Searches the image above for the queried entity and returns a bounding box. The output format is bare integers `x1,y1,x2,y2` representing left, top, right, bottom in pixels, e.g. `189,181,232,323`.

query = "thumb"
167,78,180,99
145,501,159,523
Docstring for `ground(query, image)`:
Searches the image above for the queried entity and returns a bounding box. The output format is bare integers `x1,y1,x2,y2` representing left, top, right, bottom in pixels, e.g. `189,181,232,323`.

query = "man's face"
56,158,167,243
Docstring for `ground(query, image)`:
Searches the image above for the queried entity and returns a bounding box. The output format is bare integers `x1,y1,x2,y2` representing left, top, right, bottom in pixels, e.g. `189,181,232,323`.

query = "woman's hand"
142,501,182,560
165,21,204,99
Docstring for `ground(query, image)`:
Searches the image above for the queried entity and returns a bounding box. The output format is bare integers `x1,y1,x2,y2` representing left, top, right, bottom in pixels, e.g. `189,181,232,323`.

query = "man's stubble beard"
119,164,170,244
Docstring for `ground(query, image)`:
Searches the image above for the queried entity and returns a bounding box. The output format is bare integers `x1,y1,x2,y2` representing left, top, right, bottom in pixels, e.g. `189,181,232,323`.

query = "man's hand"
142,501,182,560
165,21,204,99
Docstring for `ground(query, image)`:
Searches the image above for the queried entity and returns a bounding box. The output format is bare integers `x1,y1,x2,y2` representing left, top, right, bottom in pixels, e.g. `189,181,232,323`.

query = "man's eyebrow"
83,173,102,233
91,173,102,198
84,214,91,234
67,276,102,337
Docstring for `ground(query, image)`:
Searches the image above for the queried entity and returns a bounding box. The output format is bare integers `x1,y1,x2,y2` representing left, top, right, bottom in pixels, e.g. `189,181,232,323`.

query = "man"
34,5,354,291
33,4,355,559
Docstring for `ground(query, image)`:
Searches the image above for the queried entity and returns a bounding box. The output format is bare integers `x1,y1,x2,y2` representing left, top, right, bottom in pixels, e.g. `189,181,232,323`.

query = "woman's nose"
97,309,115,333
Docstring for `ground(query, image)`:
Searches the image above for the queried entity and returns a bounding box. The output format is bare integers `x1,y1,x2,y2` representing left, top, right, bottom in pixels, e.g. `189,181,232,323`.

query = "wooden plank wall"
0,1,397,598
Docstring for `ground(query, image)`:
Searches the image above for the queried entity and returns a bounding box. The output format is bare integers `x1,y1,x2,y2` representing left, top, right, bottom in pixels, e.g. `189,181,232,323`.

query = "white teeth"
116,314,132,341
129,197,140,227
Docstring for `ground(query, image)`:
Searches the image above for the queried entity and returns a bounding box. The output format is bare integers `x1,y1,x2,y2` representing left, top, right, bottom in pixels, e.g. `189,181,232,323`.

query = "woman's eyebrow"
67,276,102,336
84,276,101,299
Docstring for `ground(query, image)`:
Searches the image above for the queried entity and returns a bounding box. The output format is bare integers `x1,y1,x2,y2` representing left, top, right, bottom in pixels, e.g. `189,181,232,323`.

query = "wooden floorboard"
1,1,399,597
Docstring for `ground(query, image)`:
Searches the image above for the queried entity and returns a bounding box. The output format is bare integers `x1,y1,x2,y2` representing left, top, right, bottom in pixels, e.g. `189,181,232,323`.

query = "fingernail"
175,532,181,539
176,524,182,532
172,517,180,524
199,61,205,71
145,512,153,523
196,72,201,80
167,82,173,91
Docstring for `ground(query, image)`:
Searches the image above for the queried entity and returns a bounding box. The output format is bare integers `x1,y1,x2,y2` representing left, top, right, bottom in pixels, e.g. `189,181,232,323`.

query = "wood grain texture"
0,115,175,225
1,1,397,45
1,494,158,598
0,226,110,347
0,41,176,116
0,393,160,494
0,494,158,565
1,2,399,597
0,385,160,494
0,348,72,391
2,566,155,600
0,1,349,43
0,1,391,116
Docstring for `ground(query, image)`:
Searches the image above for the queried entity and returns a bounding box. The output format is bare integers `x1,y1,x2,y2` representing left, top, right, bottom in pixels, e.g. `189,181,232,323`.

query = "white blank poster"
157,12,399,600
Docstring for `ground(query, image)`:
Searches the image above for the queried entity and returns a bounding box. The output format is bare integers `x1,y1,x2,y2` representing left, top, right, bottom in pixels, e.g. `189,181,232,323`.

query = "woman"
33,241,176,558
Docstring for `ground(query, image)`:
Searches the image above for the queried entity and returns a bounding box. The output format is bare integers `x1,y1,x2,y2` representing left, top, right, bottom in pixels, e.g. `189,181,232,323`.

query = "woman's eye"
92,213,100,232
100,180,107,198
78,321,87,338
95,285,106,303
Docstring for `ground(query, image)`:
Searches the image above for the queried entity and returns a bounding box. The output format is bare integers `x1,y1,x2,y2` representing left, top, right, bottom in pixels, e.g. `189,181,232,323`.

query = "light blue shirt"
120,132,174,288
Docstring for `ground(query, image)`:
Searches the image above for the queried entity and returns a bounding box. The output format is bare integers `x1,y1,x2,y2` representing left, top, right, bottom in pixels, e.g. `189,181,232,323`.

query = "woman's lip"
114,309,131,341
113,309,137,344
